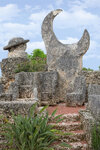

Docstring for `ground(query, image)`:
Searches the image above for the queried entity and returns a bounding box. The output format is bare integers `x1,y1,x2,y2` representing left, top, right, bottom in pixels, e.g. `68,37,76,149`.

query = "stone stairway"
0,102,88,150
47,103,88,150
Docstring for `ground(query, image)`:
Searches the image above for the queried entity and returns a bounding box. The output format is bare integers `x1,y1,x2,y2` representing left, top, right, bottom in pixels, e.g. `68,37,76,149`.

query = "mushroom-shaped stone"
3,37,29,58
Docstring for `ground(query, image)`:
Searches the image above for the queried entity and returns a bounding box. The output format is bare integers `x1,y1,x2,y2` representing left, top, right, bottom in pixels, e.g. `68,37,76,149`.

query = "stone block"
88,84,100,121
15,72,35,85
0,101,36,114
37,71,58,103
10,71,58,104
88,84,100,95
8,82,19,100
66,93,85,106
66,76,86,106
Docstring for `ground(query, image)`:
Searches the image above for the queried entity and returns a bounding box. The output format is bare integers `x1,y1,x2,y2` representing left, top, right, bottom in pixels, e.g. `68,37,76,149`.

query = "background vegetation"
15,49,47,73
82,67,93,71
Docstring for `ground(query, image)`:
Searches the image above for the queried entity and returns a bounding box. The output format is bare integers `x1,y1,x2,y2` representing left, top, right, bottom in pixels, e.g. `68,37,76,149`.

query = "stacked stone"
1,37,29,80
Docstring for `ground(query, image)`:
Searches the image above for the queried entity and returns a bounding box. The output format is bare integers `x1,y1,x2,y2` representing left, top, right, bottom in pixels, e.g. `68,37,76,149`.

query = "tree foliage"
15,49,47,73
82,67,93,71
28,49,46,59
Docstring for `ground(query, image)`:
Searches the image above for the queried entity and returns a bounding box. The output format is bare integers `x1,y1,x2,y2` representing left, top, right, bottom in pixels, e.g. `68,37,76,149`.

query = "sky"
0,0,100,71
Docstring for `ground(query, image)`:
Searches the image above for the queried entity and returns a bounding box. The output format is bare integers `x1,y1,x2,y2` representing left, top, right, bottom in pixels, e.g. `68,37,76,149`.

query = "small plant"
1,103,71,150
91,123,100,150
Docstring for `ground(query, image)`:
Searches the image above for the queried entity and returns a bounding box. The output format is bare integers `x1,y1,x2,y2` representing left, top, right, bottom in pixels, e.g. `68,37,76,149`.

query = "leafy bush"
15,49,47,73
2,103,71,150
82,67,93,71
28,49,46,60
91,123,100,150
15,61,46,73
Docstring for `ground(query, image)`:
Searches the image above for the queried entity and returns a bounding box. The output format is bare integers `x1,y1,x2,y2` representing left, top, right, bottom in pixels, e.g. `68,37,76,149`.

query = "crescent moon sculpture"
42,9,90,72
42,9,90,104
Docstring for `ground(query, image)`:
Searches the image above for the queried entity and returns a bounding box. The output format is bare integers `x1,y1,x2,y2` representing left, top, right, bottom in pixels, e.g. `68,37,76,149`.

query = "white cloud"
69,0,100,10
60,37,78,44
54,9,100,29
0,4,20,22
0,22,41,44
29,11,48,23
24,5,41,11
55,0,63,6
24,4,32,11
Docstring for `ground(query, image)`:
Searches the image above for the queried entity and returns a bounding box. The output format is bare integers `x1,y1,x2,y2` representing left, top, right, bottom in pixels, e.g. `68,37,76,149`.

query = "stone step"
0,100,36,114
59,130,86,142
50,121,82,131
62,114,80,122
17,98,36,101
54,141,88,150
49,113,80,123
40,100,57,106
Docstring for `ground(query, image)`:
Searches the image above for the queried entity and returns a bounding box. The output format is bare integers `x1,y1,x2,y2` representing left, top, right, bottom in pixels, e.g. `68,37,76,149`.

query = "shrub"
91,123,100,150
15,49,47,73
2,103,71,150
28,49,46,59
15,61,46,73
82,67,93,71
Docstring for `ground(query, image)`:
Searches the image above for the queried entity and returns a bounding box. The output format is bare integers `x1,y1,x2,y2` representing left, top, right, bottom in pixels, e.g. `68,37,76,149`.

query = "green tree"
28,49,46,60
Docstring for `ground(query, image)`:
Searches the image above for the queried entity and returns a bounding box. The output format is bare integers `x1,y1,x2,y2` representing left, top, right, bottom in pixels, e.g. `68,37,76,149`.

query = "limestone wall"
81,71,100,85
1,57,28,80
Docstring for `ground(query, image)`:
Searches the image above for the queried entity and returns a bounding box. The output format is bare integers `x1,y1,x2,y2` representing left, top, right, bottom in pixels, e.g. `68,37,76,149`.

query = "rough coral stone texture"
79,109,95,150
3,37,29,58
0,83,4,94
19,85,34,98
66,76,86,106
7,44,28,58
88,84,100,121
1,57,28,79
81,71,100,85
42,9,90,103
9,71,58,104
